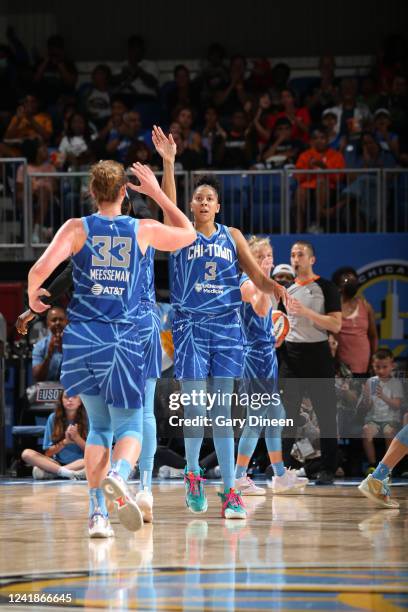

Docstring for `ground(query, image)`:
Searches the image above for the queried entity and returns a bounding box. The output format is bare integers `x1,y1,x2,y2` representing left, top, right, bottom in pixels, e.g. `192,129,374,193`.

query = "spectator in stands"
58,112,94,170
272,263,295,288
322,109,345,151
200,106,227,166
197,42,229,108
159,121,205,170
334,132,397,230
253,92,279,147
125,140,152,166
165,64,200,119
106,110,147,163
32,306,67,382
216,109,255,169
294,127,345,231
175,106,202,153
305,55,339,124
268,62,291,107
21,392,87,480
16,140,56,243
81,64,112,129
373,108,399,159
332,266,378,376
357,75,381,113
33,35,78,105
214,54,250,117
114,35,159,103
1,94,53,157
261,117,303,167
361,348,403,472
378,75,408,140
246,58,273,95
327,78,371,143
267,88,311,144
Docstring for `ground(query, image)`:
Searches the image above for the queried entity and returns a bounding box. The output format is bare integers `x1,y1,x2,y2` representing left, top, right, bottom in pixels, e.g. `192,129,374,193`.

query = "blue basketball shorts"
61,320,145,410
172,310,243,380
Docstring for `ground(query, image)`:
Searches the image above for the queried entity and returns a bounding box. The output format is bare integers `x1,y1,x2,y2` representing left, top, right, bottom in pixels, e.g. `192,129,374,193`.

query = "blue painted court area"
1,567,408,610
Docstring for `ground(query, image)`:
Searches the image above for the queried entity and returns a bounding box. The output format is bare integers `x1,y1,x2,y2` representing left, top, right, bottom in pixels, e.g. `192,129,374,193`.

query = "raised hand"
127,162,161,199
152,125,177,162
28,288,51,314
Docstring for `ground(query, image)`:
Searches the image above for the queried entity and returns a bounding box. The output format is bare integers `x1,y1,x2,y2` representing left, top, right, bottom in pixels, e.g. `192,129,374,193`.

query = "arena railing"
284,167,383,234
0,158,30,256
0,166,406,257
24,170,189,249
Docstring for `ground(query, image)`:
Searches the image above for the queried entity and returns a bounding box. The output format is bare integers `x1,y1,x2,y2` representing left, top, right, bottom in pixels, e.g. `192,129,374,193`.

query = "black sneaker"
315,470,334,486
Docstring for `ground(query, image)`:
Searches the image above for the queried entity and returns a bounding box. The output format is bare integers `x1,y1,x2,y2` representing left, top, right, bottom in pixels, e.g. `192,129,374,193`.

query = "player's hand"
152,125,176,163
28,288,51,314
272,281,288,306
16,309,36,335
127,163,161,199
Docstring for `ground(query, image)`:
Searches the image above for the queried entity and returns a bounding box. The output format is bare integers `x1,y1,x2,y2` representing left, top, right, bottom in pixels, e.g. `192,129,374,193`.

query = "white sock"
57,467,74,479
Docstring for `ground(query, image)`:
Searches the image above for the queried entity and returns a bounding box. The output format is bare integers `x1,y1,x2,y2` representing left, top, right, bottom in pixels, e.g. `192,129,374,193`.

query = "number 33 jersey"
170,223,241,315
68,214,144,324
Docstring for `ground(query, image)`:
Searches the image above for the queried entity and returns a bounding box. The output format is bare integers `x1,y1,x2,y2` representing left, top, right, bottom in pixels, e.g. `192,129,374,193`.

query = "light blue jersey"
170,224,241,315
68,213,143,324
138,246,161,379
140,247,155,305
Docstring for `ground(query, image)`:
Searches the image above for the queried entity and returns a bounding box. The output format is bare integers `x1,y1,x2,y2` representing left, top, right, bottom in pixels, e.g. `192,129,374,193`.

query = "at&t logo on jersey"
91,283,125,296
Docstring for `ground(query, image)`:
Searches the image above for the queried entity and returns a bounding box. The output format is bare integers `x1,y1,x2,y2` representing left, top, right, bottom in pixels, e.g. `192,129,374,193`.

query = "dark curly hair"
332,266,358,287
193,174,221,200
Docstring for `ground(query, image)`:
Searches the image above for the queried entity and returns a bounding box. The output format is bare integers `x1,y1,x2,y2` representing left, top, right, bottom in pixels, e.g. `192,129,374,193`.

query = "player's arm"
152,126,177,223
240,280,271,317
28,221,84,313
230,227,287,305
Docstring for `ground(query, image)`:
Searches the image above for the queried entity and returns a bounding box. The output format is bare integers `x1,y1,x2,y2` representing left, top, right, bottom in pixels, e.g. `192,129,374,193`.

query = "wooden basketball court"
0,479,407,611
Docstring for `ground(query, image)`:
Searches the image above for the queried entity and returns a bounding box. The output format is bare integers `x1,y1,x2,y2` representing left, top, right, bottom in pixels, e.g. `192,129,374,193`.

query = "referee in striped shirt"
281,240,342,485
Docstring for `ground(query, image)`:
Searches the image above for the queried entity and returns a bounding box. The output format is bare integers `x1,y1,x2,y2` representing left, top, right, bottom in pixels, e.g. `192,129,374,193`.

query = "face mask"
276,279,293,289
342,280,359,298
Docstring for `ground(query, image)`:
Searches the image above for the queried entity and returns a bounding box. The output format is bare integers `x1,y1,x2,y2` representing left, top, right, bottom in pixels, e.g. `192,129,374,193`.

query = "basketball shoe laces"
185,471,206,496
222,489,244,513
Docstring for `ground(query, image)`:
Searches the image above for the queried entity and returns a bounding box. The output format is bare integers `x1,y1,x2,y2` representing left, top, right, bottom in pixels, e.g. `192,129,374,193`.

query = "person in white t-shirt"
361,348,403,470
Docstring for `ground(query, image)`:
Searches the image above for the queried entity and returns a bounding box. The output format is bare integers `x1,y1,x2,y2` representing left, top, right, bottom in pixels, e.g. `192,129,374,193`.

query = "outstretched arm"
130,163,196,253
28,221,84,313
152,125,177,206
230,227,287,305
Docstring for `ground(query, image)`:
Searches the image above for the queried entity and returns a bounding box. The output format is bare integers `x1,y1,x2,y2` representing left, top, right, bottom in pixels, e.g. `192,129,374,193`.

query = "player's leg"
358,424,408,508
102,405,144,532
137,377,157,523
80,393,114,538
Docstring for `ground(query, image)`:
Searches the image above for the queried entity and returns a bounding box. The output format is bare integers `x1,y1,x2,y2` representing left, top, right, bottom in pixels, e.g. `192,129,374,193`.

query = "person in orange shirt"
294,127,345,231
3,94,53,147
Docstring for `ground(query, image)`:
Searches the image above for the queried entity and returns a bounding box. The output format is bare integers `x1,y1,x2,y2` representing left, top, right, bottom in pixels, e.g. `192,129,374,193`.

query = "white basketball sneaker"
235,475,266,496
88,513,114,538
102,470,143,532
32,467,54,480
135,488,154,523
268,468,309,493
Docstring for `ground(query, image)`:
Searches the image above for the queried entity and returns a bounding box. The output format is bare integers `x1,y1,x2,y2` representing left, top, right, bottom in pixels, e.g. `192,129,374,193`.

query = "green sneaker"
184,468,208,514
218,488,247,519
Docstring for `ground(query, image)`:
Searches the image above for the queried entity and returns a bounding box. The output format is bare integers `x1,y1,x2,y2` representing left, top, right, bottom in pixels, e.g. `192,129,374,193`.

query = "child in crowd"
361,348,403,473
21,392,88,480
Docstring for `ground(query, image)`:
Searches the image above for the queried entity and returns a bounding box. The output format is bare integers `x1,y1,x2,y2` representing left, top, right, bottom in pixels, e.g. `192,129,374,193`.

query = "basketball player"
27,160,196,537
358,424,408,508
235,236,308,495
156,133,287,518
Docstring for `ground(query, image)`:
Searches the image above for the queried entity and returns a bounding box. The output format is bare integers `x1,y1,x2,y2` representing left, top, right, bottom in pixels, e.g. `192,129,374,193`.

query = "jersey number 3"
92,236,132,268
204,262,217,281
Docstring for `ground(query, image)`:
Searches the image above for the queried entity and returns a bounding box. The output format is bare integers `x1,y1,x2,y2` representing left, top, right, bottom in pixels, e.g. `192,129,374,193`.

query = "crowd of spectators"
1,31,407,173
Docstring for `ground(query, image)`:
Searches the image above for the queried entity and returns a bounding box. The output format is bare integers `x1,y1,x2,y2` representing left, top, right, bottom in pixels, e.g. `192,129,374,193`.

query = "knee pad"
110,406,143,444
